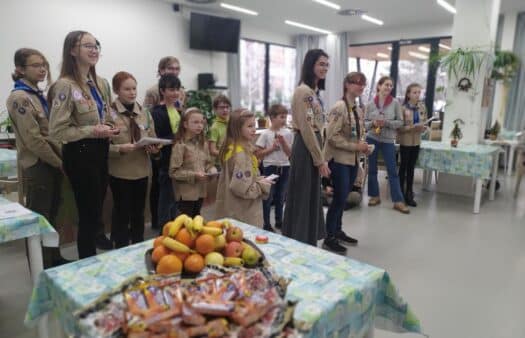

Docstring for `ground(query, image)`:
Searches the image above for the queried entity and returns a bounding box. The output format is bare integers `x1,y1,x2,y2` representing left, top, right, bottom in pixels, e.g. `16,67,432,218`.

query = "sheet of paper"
135,137,173,147
0,202,33,220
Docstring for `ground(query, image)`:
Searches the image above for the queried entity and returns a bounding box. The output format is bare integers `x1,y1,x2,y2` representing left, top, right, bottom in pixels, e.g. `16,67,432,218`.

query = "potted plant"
0,115,13,133
255,111,267,129
450,118,464,147
487,120,501,140
185,90,214,129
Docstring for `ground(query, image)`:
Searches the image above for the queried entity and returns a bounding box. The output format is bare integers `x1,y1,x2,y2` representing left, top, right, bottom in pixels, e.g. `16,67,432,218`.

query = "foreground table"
25,219,424,338
417,141,500,213
0,196,58,338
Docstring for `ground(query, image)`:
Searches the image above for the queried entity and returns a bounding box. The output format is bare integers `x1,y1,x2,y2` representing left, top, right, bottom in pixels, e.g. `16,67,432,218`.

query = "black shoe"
96,234,113,250
336,231,358,245
405,192,417,207
263,225,275,232
322,237,347,254
275,222,282,229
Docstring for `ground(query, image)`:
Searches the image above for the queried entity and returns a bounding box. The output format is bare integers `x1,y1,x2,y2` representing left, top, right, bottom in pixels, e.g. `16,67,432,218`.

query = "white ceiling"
171,0,525,36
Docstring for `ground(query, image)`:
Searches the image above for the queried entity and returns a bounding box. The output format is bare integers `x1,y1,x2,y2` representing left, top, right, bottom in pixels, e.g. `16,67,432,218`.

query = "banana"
224,257,244,266
168,214,188,237
201,226,223,236
222,220,232,229
192,215,204,233
184,216,196,238
162,237,192,253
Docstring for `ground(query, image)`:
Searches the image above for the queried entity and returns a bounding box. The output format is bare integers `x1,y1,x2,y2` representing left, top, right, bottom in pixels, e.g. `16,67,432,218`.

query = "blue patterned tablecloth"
25,219,424,338
0,148,17,178
418,141,500,179
0,197,57,245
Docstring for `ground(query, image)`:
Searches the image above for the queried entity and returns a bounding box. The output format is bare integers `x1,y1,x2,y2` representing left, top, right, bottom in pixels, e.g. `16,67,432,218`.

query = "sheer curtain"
504,12,525,131
227,52,241,108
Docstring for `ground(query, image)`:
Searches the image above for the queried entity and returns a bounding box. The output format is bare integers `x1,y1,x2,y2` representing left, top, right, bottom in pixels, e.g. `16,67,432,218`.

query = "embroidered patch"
12,102,19,110
73,90,82,100
53,99,61,108
22,99,30,107
235,171,243,179
58,93,66,101
244,171,252,178
18,107,26,115
304,95,314,103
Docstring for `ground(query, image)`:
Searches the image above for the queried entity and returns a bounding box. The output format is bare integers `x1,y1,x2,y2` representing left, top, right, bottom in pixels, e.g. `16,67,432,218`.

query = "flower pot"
451,138,458,148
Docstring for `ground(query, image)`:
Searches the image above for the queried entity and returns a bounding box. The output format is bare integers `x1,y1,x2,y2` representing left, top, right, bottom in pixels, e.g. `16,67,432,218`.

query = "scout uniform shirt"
215,144,271,227
169,137,214,201
6,79,62,169
49,76,113,143
397,101,428,146
291,83,325,166
323,100,365,166
108,100,156,180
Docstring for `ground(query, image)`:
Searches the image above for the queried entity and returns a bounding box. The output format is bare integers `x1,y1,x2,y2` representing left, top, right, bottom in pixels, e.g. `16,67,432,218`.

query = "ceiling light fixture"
376,52,389,58
418,46,431,53
408,51,429,60
284,20,332,34
220,2,258,16
439,43,451,50
361,14,384,26
436,0,457,14
313,0,341,10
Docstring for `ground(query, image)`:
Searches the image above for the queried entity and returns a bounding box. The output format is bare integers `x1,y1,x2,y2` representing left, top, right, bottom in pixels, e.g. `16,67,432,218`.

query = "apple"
214,234,226,250
241,245,261,267
226,226,243,242
205,252,224,266
224,241,243,257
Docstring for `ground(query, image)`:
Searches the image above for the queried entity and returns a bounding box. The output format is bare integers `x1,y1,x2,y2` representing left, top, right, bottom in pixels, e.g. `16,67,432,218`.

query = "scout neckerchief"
373,94,393,114
406,102,420,124
348,102,361,138
114,102,141,143
12,80,49,118
87,79,104,120
223,144,258,176
216,115,229,124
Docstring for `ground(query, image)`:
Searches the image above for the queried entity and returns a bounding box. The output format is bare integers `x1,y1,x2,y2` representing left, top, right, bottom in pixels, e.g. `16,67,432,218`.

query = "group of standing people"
6,30,427,264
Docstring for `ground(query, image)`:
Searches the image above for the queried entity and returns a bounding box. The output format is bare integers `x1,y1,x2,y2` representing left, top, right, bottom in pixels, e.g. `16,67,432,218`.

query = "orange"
175,228,195,248
156,254,183,275
151,245,170,263
195,234,215,255
162,221,174,237
184,253,205,274
153,236,165,248
173,251,189,263
206,221,223,229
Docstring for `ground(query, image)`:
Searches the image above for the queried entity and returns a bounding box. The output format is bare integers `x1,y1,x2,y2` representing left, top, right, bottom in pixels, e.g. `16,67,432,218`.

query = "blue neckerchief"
12,80,49,118
87,80,104,120
316,90,325,111
407,103,420,124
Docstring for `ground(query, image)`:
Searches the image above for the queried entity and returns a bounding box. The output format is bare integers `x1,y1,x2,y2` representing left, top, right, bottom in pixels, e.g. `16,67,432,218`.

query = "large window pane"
434,38,452,113
240,39,265,112
269,45,296,108
396,43,431,100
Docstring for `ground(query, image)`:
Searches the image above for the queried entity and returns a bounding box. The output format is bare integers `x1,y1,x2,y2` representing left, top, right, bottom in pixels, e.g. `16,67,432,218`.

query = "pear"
241,245,261,267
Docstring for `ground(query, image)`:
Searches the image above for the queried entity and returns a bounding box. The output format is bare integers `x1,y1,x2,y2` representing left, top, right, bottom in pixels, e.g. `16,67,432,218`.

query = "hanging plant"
491,50,520,84
439,47,492,83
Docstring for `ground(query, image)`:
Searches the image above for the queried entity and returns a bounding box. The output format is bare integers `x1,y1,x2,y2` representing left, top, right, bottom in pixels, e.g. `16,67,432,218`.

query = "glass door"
396,42,432,100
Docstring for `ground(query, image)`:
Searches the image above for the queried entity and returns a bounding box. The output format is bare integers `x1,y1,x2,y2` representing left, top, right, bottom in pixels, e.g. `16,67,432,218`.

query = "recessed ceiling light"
220,2,258,16
284,20,332,34
361,14,384,26
377,52,389,58
418,46,431,53
313,0,341,10
439,43,451,50
408,51,429,60
436,0,456,14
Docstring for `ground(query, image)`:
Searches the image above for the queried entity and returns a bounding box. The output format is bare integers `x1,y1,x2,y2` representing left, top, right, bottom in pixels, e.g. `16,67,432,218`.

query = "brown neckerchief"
115,102,141,143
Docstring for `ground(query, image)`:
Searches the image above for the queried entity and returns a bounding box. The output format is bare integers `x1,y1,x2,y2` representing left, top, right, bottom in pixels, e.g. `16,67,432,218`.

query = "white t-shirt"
256,127,294,167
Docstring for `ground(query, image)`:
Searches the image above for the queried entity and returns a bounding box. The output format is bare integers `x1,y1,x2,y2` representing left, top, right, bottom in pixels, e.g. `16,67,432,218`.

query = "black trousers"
398,145,420,195
149,159,159,229
177,199,203,218
110,176,148,248
63,138,109,259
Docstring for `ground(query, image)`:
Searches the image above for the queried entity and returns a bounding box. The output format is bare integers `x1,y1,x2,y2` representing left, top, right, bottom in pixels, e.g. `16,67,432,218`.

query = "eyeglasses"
166,66,181,72
25,63,47,69
217,105,231,110
80,43,101,52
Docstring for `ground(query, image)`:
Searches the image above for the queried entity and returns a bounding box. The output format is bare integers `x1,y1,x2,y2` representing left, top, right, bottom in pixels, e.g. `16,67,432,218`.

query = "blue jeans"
366,137,404,203
262,165,290,229
157,168,177,229
325,160,358,237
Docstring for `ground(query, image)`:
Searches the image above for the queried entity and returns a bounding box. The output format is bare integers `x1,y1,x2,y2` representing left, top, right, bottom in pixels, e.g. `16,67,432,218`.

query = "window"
240,39,296,114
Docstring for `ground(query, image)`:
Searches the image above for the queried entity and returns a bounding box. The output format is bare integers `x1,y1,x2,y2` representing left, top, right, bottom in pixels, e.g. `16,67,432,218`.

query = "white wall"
0,0,293,112
347,22,453,44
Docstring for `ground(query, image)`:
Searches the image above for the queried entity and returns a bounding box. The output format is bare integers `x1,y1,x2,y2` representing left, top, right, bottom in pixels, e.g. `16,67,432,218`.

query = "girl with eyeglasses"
6,48,69,267
49,31,119,258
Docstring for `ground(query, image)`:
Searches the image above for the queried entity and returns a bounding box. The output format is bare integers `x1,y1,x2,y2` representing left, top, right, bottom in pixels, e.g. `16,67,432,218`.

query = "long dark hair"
403,83,422,105
299,49,328,90
11,48,52,85
375,76,393,94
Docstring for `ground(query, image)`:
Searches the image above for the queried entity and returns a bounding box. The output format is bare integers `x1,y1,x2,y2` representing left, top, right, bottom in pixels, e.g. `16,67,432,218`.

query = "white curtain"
227,52,241,108
293,33,349,109
504,12,525,131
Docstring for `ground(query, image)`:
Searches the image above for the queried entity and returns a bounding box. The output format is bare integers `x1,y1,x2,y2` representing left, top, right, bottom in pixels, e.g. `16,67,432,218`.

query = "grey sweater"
364,98,403,143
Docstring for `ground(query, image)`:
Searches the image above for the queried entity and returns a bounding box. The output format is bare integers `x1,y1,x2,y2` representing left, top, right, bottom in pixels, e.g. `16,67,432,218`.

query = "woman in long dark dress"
282,49,331,246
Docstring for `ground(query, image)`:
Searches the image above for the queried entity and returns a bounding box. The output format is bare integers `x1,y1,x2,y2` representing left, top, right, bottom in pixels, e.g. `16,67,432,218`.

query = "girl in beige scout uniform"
49,31,119,258
282,49,330,246
108,72,159,248
323,72,370,254
397,83,428,207
6,48,69,267
215,109,272,227
170,108,217,217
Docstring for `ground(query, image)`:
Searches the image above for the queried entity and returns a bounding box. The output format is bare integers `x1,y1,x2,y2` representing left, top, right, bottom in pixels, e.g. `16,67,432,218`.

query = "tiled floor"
1,172,524,338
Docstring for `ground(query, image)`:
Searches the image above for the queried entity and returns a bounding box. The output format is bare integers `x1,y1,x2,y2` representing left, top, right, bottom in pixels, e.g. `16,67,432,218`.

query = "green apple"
205,252,224,266
241,245,261,267
214,234,226,250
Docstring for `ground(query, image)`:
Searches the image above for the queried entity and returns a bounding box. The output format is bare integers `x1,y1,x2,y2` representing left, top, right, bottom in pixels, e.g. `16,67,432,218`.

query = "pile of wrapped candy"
76,266,300,338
